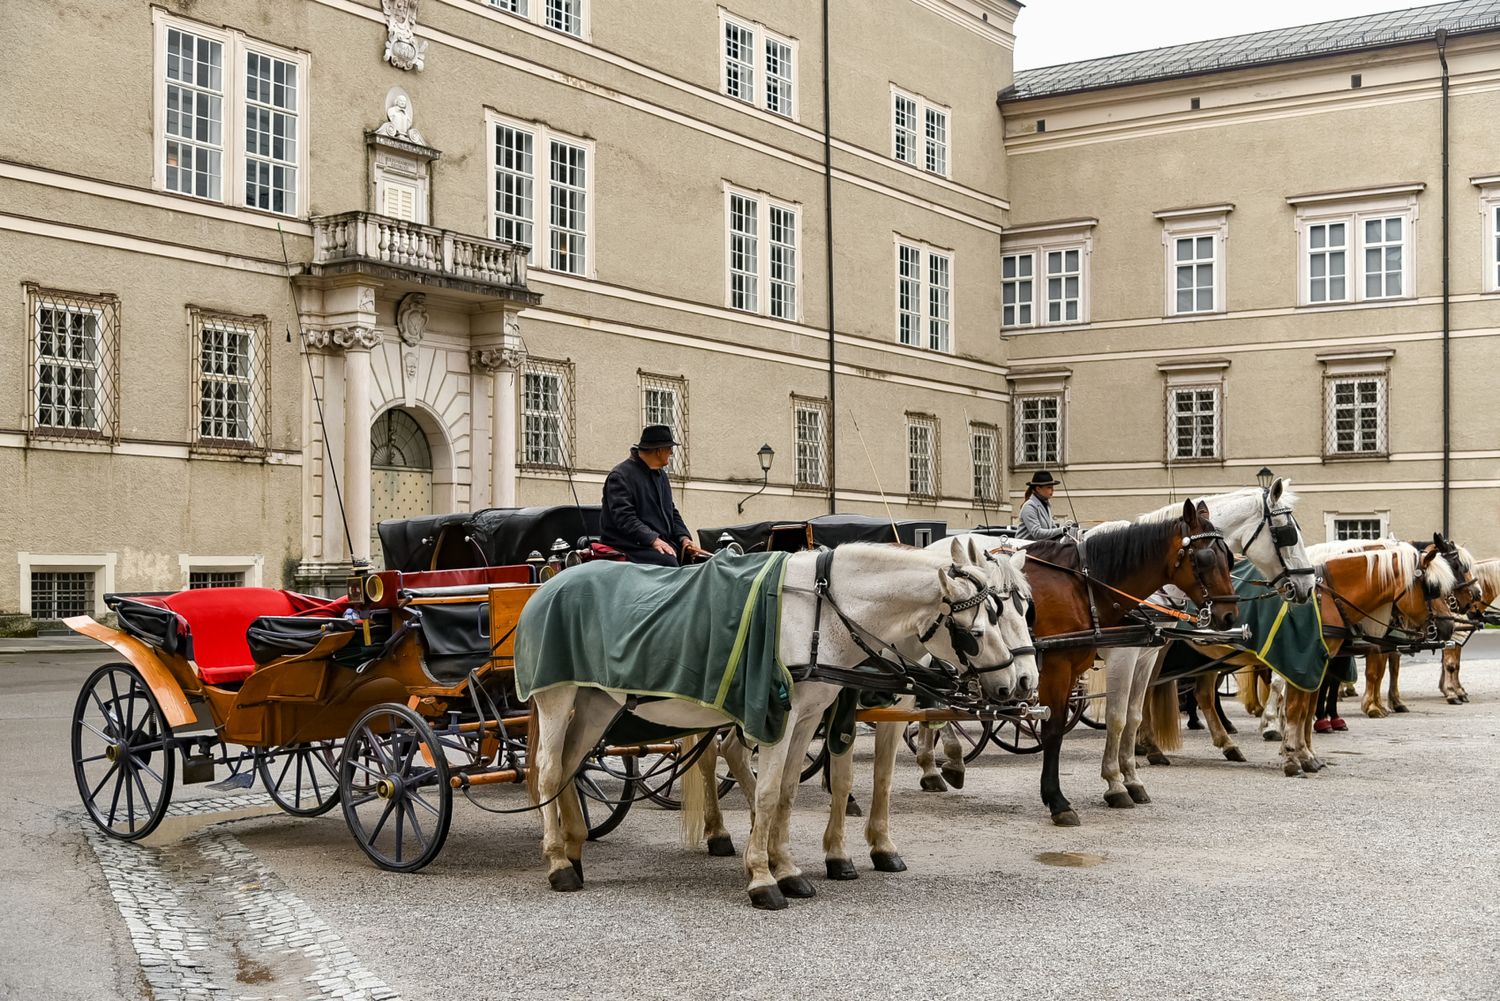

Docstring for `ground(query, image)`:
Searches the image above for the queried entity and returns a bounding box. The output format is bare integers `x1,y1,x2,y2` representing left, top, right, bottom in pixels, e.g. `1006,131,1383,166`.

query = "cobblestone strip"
167,792,275,817
197,833,400,1001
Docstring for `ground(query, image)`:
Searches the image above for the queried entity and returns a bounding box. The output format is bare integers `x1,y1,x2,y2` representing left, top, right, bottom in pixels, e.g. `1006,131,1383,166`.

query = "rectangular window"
726,187,798,320
156,13,305,214
1326,376,1387,456
1168,386,1220,460
896,240,953,352
891,87,950,176
28,286,119,440
970,423,999,504
1333,517,1385,542
793,398,829,489
1001,253,1034,328
1045,249,1081,324
1298,204,1413,305
1492,203,1500,291
721,13,796,118
1308,222,1347,303
196,313,267,447
521,359,573,468
545,0,584,36
1174,235,1216,314
1015,395,1062,466
490,116,592,276
29,571,95,619
189,570,246,588
907,415,938,499
641,373,688,478
1363,216,1404,299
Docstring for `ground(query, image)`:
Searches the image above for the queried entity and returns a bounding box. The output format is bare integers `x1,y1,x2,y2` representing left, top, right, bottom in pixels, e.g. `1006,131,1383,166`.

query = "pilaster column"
472,334,528,508
333,325,383,563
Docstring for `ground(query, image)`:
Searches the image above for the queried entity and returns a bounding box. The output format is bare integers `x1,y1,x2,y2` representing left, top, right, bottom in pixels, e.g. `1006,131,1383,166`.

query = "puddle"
1035,850,1107,868
1326,750,1365,755
140,805,281,848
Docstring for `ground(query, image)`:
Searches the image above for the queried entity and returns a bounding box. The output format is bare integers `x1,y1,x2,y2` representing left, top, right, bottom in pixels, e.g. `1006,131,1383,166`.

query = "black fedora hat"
1025,469,1060,487
635,424,681,449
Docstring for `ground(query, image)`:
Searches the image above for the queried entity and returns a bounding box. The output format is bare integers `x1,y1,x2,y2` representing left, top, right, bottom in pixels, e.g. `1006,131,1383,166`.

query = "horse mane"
1035,518,1188,586
830,543,964,636
1308,540,1460,596
1137,484,1300,548
1475,559,1500,604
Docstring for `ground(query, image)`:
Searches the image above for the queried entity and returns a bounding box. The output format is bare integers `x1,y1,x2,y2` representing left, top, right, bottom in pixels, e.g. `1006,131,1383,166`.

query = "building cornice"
1286,182,1425,206
1153,204,1235,220
1002,217,1099,237
1472,172,1500,187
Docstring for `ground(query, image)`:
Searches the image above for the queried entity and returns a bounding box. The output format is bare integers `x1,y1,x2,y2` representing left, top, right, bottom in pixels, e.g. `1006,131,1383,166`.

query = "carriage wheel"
256,741,341,817
901,719,994,763
992,690,1086,753
339,704,452,872
577,749,636,840
1217,671,1240,700
72,663,177,840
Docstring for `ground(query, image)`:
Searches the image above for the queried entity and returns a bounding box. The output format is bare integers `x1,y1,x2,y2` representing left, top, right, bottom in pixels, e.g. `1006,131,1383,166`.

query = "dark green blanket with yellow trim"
1161,559,1350,691
514,551,794,745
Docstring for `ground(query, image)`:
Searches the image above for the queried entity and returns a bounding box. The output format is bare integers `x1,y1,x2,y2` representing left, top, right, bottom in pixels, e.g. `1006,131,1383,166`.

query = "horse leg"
1214,686,1238,734
720,732,758,817
556,689,622,885
1278,686,1312,776
743,714,797,909
1039,655,1083,826
1262,675,1284,743
1363,653,1389,718
1120,650,1157,804
530,687,578,890
821,739,857,880
1441,646,1464,704
866,720,905,872
766,708,825,899
938,723,966,790
1237,665,1265,718
1293,686,1324,773
1388,654,1408,713
915,723,946,792
1197,673,1245,762
695,736,736,857
1100,648,1133,808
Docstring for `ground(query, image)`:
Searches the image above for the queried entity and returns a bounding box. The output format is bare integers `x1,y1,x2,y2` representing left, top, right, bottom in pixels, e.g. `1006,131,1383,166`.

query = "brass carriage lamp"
1256,466,1274,491
736,444,777,514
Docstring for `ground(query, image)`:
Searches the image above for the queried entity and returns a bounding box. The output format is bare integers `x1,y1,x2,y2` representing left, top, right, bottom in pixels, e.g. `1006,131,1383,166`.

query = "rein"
1017,551,1200,624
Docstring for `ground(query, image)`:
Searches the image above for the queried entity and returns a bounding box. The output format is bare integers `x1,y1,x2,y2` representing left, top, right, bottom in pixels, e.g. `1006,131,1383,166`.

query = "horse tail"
1146,681,1183,752
679,734,706,849
1236,665,1263,716
1085,660,1109,701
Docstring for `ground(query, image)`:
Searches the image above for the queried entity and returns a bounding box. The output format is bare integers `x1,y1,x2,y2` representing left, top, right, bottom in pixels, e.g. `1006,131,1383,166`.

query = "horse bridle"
1168,528,1239,624
917,563,1037,677
1241,489,1315,596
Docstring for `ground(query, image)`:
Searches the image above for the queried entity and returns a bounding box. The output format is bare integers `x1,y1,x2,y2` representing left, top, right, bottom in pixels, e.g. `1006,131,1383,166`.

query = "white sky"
1013,0,1440,69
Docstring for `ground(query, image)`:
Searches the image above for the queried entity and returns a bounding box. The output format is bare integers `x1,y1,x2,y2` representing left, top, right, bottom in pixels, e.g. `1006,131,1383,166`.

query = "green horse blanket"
1161,559,1349,691
514,551,794,746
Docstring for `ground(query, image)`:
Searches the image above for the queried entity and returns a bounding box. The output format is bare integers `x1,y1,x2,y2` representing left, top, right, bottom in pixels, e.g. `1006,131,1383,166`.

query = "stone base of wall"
0,613,38,638
294,561,356,600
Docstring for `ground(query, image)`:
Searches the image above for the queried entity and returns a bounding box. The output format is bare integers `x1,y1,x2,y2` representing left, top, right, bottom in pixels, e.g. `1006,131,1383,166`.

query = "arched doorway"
371,408,434,567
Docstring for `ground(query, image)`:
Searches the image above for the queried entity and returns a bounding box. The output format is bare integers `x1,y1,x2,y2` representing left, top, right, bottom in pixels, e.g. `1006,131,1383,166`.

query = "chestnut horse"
1437,558,1500,704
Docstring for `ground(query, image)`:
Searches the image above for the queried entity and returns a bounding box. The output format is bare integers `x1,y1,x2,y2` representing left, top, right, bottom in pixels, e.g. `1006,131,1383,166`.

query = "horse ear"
948,537,966,564
1433,531,1445,549
1181,499,1198,525
1269,477,1285,503
1010,550,1028,575
1196,501,1210,523
965,537,985,566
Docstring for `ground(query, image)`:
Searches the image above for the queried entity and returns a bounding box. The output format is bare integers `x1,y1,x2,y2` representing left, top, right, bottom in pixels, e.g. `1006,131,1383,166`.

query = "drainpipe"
822,0,837,513
1436,28,1451,537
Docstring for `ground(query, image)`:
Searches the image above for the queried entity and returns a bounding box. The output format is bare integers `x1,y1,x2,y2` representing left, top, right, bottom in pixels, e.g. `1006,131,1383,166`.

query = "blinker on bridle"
918,564,1035,677
1241,488,1315,594
1170,528,1239,625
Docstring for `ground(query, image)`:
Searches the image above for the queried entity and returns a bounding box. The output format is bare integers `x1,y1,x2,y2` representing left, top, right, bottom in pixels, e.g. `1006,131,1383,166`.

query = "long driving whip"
847,409,900,541
964,407,993,529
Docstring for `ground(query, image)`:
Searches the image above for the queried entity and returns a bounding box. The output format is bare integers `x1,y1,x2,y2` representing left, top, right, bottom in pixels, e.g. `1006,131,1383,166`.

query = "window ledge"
1297,296,1417,310
1322,453,1391,462
1165,457,1225,467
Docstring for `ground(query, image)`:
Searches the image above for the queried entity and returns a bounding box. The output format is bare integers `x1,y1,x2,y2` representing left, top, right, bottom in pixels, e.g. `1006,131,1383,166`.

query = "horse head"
1242,477,1316,603
925,537,1037,705
1167,499,1239,629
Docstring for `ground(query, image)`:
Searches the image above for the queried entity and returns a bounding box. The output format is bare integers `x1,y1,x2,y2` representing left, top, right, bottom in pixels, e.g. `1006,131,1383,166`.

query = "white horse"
520,540,1033,910
1098,479,1314,808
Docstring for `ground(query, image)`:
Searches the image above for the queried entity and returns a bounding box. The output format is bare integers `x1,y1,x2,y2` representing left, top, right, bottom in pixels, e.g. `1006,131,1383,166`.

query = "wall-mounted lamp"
736,444,776,514
1256,466,1275,491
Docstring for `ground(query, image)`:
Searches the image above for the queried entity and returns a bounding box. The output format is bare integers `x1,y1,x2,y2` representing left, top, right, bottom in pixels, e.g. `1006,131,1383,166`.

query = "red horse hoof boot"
1313,718,1333,734
1331,717,1348,731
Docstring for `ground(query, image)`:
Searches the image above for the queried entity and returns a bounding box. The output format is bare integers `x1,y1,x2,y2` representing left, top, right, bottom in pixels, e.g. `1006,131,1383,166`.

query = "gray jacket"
1018,494,1068,541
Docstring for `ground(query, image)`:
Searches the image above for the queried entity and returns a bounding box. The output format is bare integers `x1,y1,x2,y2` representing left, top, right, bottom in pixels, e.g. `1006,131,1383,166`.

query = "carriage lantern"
1256,466,1274,491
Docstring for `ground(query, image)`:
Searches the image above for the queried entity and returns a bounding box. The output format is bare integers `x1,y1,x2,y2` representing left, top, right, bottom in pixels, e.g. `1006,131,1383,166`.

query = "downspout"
1436,28,1451,537
822,0,837,513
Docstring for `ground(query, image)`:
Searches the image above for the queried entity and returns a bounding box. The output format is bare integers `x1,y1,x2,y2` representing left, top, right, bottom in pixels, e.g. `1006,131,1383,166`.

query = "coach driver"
599,425,710,567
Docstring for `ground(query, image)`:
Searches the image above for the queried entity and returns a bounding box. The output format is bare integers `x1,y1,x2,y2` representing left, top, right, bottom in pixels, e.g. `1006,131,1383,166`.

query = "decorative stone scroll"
381,0,427,72
470,341,527,373
305,326,384,351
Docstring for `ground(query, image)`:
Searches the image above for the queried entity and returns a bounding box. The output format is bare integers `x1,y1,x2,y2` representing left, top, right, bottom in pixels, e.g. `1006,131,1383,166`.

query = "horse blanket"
515,551,794,745
1161,559,1347,691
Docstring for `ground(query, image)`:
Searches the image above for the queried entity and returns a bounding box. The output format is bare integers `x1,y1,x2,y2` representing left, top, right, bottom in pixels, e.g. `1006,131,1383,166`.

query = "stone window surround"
1473,174,1500,294
791,395,829,492
484,109,596,279
1324,511,1391,543
17,552,117,618
890,84,951,178
893,234,955,354
179,554,264,589
151,9,310,217
1287,183,1422,308
1009,366,1070,469
1158,359,1229,464
718,8,799,120
1154,205,1232,318
906,412,940,500
723,183,802,321
1318,348,1393,460
1000,219,1096,330
969,421,1001,505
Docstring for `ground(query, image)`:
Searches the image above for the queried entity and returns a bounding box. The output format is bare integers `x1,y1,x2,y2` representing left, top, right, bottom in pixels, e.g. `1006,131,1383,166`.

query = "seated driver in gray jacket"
1016,470,1072,542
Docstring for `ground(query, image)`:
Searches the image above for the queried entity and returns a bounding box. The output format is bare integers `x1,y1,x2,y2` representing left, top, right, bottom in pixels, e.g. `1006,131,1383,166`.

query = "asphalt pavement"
2,640,1497,1001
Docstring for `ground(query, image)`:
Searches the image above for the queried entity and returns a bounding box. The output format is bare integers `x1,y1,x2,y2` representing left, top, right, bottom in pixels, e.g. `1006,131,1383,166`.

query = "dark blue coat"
599,455,690,566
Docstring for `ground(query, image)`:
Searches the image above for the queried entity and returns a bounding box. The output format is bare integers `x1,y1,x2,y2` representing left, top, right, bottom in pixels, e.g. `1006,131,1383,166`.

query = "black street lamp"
1256,466,1275,491
736,444,776,514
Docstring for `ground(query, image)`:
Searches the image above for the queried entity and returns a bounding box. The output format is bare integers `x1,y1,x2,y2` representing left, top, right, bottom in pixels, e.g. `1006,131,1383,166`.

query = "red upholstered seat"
160,588,345,685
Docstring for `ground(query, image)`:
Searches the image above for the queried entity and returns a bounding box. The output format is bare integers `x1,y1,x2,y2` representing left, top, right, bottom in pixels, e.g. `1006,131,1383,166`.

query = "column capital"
307,325,384,352
471,343,527,373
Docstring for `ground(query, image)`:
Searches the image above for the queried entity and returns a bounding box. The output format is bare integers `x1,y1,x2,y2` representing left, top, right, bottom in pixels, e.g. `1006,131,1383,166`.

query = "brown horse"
1024,500,1239,826
1437,558,1500,704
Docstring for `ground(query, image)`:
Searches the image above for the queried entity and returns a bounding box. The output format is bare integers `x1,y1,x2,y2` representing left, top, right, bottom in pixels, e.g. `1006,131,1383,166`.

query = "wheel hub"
105,744,121,763
377,776,402,799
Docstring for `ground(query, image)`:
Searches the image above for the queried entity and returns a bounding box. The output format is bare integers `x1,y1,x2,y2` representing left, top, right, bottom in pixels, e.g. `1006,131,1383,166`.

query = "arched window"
372,408,432,470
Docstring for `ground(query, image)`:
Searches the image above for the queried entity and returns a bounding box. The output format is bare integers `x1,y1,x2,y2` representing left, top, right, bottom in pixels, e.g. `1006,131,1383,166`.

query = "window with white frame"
970,423,1000,504
896,239,952,352
1325,375,1387,456
793,397,829,489
1487,195,1500,292
907,414,939,499
1168,386,1221,460
1001,223,1094,330
1290,187,1419,306
641,373,688,478
1001,253,1034,328
726,187,799,320
490,115,592,276
487,0,586,38
29,571,96,619
720,11,796,118
1014,394,1063,467
1157,209,1230,317
27,285,119,440
1045,248,1081,324
521,358,574,468
154,12,306,215
891,88,949,177
1332,517,1386,542
192,308,269,450
190,570,246,588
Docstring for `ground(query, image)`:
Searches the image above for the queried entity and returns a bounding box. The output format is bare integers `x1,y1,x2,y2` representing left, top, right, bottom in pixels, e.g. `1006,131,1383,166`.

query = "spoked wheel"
901,719,994,763
992,694,1086,755
72,663,177,840
577,748,636,840
634,740,736,810
256,740,341,817
1217,671,1240,700
339,704,452,872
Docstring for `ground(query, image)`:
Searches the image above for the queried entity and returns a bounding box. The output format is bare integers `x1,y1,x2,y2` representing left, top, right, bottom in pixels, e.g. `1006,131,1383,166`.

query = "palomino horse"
1436,558,1500,704
517,541,1034,910
1360,540,1479,717
1098,479,1314,808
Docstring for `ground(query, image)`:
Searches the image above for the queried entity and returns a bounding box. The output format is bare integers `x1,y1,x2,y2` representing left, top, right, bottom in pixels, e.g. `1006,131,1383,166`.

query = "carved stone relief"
381,0,427,71
396,293,428,347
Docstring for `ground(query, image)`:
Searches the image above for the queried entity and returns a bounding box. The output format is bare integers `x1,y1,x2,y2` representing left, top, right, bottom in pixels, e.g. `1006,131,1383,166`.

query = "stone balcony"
309,211,540,304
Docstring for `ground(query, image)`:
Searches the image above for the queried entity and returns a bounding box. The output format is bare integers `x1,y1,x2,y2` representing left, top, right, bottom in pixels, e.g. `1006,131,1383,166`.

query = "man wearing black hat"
1017,470,1072,542
599,425,710,566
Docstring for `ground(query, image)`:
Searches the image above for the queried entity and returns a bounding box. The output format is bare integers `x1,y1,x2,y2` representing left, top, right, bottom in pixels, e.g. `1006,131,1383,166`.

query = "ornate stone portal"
368,87,440,225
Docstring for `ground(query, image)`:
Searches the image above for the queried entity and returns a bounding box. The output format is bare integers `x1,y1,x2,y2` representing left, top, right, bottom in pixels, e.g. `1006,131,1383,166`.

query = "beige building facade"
1,0,1496,623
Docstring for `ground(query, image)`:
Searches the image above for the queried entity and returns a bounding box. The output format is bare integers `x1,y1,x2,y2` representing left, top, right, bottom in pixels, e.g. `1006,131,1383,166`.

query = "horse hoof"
1222,719,1239,735
1186,719,1205,730
548,867,583,892
570,857,583,880
846,796,863,818
826,858,858,880
1224,747,1247,763
1146,752,1171,766
871,851,907,873
1447,697,1462,706
1392,704,1409,714
1262,729,1281,742
1126,784,1151,804
1283,760,1301,777
1365,707,1386,719
1301,758,1323,774
749,885,788,910
1104,791,1135,809
1051,809,1081,828
707,835,736,858
1458,693,1469,703
777,874,816,898
940,768,965,790
919,774,948,793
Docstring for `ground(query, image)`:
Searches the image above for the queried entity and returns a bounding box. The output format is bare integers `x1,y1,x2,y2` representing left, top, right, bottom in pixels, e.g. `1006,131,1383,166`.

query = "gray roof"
1003,0,1500,101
